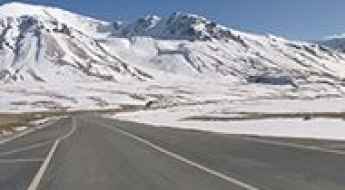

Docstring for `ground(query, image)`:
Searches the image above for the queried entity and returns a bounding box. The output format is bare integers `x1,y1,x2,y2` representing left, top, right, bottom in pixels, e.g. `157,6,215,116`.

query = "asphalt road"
0,114,345,190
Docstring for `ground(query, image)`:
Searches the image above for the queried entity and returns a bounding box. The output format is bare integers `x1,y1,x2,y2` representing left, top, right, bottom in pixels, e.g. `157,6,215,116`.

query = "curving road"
0,114,345,190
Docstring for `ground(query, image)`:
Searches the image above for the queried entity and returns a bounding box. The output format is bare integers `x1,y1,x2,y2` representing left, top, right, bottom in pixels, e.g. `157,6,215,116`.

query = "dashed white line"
99,122,260,190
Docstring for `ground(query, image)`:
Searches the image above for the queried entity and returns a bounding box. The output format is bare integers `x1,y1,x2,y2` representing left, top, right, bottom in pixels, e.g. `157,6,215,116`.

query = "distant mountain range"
0,2,344,85
2,2,345,111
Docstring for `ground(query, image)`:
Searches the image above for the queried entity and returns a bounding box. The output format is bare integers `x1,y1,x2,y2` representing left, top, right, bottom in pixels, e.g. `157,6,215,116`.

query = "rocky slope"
1,2,345,86
1,2,345,111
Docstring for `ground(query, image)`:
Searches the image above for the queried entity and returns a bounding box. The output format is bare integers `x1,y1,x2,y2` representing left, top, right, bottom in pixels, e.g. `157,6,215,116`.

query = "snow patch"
113,100,345,141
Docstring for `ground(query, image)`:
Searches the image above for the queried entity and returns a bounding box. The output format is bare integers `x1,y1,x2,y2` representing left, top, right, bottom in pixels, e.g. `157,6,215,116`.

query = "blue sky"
1,0,345,40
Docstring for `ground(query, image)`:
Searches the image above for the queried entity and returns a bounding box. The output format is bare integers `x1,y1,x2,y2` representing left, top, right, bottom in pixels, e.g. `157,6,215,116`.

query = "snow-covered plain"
1,2,345,140
114,99,345,141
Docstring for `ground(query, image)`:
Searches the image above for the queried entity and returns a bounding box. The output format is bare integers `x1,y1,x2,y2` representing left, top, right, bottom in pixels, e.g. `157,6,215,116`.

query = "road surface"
0,113,345,190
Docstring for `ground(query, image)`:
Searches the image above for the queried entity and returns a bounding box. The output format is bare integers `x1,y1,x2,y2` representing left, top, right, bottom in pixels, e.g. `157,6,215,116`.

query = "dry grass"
0,105,141,132
183,112,345,122
0,111,65,132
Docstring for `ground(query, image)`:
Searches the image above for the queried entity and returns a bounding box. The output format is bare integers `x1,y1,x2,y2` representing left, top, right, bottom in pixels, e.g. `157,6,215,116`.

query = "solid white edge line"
60,117,78,140
243,137,345,156
27,139,60,190
27,117,77,190
99,123,260,190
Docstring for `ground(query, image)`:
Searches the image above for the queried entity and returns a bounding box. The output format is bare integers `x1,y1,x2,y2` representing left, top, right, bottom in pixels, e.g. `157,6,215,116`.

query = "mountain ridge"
2,2,345,111
0,1,345,88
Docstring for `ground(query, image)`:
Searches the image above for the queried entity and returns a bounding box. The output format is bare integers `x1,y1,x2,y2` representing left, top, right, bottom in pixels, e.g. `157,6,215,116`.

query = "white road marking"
0,118,61,145
60,117,78,140
99,123,260,190
27,117,77,190
243,137,345,156
27,140,60,190
0,158,44,163
0,140,53,157
0,129,36,145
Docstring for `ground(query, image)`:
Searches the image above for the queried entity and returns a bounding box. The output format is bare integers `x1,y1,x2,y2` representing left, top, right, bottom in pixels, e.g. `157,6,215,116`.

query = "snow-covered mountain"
113,12,248,41
2,2,345,111
319,35,345,53
2,2,345,84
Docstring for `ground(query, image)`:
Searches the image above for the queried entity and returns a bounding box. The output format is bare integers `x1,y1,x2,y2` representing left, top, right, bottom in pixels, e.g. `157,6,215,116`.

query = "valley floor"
113,98,345,141
2,80,345,140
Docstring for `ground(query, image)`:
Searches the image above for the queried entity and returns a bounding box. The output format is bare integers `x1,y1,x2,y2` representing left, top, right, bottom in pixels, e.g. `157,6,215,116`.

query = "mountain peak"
0,1,112,38
143,14,161,21
0,2,52,18
1,1,30,7
168,11,209,22
0,2,234,41
135,14,162,29
116,11,239,41
1,1,37,8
